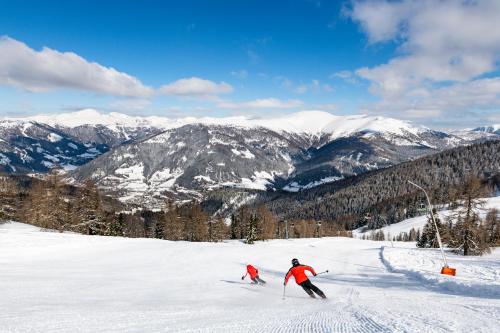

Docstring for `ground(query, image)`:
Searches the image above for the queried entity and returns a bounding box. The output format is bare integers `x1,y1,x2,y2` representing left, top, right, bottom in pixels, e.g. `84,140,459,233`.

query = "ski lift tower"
408,181,456,276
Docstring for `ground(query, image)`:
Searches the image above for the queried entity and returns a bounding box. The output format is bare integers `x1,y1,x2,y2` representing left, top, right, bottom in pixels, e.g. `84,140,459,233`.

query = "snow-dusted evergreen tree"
76,179,107,235
108,213,125,236
246,215,257,244
448,177,490,256
417,209,447,248
484,208,499,246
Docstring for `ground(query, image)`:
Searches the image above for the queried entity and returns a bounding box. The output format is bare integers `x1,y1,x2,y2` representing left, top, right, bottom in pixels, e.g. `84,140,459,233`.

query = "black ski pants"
251,275,266,284
299,279,325,298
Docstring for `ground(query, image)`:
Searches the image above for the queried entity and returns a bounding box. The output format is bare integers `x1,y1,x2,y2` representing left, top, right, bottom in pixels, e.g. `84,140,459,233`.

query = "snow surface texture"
381,246,500,299
353,196,500,239
1,222,499,332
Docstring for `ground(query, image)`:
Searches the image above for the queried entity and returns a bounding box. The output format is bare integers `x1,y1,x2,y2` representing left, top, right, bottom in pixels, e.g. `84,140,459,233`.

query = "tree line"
1,172,351,243
360,176,500,255
0,172,227,241
257,140,500,230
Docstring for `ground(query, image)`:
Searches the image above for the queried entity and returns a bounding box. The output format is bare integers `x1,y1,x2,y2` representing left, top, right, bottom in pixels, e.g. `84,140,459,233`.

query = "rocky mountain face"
0,110,164,174
71,117,463,205
74,124,312,206
0,120,108,173
1,109,498,207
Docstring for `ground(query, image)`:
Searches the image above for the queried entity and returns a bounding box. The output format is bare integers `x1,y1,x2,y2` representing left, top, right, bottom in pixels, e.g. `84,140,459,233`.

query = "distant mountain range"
1,109,498,206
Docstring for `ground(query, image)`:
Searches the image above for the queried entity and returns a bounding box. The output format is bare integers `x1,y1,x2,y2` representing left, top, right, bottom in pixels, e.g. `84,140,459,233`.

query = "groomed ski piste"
1,221,499,332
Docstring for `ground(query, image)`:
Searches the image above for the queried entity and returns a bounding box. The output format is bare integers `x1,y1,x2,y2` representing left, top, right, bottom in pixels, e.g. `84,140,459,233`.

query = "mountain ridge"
1,110,499,207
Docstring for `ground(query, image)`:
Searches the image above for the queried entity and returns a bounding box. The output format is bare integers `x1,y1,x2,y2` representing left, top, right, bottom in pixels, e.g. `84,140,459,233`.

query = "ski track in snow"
0,222,499,333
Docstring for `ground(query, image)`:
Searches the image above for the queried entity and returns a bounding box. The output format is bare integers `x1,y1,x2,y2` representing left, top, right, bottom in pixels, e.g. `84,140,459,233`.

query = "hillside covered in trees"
248,140,500,230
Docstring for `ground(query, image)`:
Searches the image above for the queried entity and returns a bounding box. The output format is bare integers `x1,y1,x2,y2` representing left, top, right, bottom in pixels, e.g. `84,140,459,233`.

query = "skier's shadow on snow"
258,267,426,292
220,279,246,285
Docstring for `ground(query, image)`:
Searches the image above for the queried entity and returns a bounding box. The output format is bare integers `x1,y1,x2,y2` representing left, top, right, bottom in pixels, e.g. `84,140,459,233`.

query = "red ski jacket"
284,265,316,285
246,265,259,279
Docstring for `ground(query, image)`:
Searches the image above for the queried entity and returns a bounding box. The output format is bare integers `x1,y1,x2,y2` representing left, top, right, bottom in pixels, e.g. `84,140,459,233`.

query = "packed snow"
0,222,498,332
381,246,500,298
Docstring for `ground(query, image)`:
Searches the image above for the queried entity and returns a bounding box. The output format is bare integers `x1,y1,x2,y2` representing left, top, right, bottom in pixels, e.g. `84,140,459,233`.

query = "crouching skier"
242,264,266,284
284,258,326,298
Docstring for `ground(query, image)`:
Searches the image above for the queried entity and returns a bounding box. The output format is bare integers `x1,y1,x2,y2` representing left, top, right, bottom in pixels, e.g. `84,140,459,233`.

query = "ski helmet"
292,258,300,266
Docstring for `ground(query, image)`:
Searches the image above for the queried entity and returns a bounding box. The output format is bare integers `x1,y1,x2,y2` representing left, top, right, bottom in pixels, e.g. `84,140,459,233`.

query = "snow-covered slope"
353,196,500,239
473,124,500,135
0,221,498,332
381,246,500,298
451,125,500,142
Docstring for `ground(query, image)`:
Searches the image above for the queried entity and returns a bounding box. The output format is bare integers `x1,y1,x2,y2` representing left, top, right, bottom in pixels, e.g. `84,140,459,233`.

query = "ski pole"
282,284,286,300
315,270,329,276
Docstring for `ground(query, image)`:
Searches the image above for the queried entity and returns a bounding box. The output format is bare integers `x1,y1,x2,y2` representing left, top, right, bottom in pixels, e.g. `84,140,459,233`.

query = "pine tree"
246,214,257,244
483,208,499,246
183,202,208,242
448,177,490,255
108,213,125,236
76,179,107,235
162,201,184,240
208,216,228,242
417,209,447,248
255,204,277,240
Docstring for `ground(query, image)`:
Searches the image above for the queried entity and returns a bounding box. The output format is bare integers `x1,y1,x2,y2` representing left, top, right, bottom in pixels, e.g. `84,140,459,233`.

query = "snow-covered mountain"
450,125,500,142
472,124,500,135
62,110,462,204
1,109,498,205
74,124,311,205
0,119,108,173
21,109,431,139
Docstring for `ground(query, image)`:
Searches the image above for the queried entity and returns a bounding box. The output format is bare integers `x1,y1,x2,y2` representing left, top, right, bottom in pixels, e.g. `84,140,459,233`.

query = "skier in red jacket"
284,258,326,298
242,264,266,284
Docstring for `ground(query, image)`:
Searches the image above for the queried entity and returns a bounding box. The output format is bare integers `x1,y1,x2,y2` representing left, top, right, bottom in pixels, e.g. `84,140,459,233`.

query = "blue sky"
0,0,499,128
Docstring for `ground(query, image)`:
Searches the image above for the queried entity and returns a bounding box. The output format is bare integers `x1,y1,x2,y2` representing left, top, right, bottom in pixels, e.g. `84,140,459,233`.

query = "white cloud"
331,70,352,79
0,36,153,98
217,98,303,110
159,77,233,96
293,84,308,94
349,0,500,124
277,77,333,94
359,77,500,120
322,83,334,92
349,0,412,44
274,76,293,88
230,69,248,79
